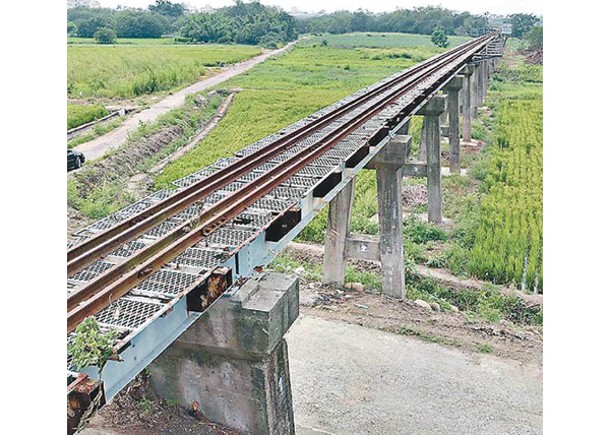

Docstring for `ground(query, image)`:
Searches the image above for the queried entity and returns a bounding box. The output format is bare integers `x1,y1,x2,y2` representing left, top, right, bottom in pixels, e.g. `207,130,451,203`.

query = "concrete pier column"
149,273,299,435
481,59,488,101
322,178,355,285
445,75,464,174
369,135,410,299
418,120,427,161
462,64,474,143
471,63,479,119
418,95,446,224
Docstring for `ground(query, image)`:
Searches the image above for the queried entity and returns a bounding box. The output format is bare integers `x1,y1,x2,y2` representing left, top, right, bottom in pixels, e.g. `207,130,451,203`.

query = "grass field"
155,42,442,187
67,44,262,99
302,32,471,48
68,37,177,45
67,103,108,130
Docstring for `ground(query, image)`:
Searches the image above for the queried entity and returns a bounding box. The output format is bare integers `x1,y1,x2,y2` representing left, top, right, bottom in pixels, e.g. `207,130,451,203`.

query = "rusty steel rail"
67,33,497,333
66,35,491,278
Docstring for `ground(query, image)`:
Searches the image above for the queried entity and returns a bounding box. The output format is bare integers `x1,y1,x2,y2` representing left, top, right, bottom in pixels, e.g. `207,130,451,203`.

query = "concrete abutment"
149,273,299,435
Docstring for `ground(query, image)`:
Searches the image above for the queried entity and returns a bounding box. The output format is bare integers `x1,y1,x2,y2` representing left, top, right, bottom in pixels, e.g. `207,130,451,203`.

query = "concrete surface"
286,315,542,435
75,41,298,161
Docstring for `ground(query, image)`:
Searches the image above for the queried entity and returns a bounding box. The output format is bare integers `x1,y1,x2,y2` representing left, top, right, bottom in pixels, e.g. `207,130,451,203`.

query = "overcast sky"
97,0,543,16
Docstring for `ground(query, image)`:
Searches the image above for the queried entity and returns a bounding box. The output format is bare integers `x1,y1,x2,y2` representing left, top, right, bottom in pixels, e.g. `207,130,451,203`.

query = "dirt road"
74,41,298,162
288,315,542,435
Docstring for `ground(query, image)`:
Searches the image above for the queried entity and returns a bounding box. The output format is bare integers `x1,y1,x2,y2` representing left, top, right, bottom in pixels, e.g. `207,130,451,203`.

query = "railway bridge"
67,33,505,434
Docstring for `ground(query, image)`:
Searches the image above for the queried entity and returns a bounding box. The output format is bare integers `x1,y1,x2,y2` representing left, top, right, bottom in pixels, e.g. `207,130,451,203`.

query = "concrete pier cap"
419,94,447,117
150,272,300,435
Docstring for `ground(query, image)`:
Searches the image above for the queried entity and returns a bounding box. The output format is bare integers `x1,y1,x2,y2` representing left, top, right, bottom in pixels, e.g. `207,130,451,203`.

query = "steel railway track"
67,33,497,334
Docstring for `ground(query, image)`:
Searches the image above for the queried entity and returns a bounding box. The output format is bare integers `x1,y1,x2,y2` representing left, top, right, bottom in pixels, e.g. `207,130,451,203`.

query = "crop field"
155,42,441,187
303,32,471,48
67,103,108,130
469,89,543,292
67,44,261,99
67,37,177,45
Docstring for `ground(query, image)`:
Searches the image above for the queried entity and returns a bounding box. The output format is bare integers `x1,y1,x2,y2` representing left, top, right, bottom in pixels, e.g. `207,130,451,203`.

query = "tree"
115,11,168,38
510,13,540,38
94,27,117,44
78,17,111,38
524,26,543,50
149,0,185,18
67,21,78,36
431,27,449,48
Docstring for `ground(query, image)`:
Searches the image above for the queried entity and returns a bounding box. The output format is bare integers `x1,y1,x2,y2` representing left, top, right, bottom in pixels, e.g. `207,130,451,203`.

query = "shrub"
94,27,117,45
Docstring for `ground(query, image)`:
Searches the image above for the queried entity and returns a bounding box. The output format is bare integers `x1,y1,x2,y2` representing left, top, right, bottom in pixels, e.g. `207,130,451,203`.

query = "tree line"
68,1,541,48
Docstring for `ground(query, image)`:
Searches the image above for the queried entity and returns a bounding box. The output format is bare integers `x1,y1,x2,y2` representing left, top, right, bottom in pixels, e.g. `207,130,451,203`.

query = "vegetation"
469,98,543,292
68,317,117,373
67,44,260,99
524,26,543,50
155,42,444,188
299,6,493,36
179,1,297,47
68,92,224,219
509,13,541,38
302,32,470,49
94,27,117,44
431,27,449,48
67,103,108,130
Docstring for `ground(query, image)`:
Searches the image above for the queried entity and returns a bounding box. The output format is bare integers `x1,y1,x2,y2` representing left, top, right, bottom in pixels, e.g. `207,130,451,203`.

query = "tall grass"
67,44,261,99
67,103,108,130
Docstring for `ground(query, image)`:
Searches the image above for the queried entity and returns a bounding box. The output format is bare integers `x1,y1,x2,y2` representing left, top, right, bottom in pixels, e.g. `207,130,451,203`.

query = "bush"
94,27,117,44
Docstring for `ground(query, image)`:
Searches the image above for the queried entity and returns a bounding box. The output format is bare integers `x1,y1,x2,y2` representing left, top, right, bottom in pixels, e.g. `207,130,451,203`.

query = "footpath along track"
67,33,499,411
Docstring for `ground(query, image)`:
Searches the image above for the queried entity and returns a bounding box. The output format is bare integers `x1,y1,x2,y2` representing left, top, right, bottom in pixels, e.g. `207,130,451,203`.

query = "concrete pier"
445,75,464,174
370,135,410,299
462,64,474,143
418,95,446,224
471,63,479,119
322,178,355,285
149,273,299,435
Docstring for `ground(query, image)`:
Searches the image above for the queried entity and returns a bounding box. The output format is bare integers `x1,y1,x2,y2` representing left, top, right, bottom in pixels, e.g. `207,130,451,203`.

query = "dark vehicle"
67,149,85,171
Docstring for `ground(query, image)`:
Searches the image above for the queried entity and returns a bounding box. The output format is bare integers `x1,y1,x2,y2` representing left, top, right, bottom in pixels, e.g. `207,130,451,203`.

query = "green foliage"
94,27,117,45
509,13,541,38
67,44,260,99
67,21,78,36
149,0,185,18
68,317,117,373
300,7,489,37
403,215,447,244
431,27,449,48
469,98,543,292
115,11,169,38
179,1,297,46
524,26,543,51
67,104,108,130
477,343,495,354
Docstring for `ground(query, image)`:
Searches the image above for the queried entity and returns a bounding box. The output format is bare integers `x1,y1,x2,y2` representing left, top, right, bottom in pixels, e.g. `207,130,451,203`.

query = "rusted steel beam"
67,374,105,435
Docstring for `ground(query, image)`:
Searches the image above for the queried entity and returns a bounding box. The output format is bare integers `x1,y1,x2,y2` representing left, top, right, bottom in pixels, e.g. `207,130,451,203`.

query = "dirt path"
74,41,298,161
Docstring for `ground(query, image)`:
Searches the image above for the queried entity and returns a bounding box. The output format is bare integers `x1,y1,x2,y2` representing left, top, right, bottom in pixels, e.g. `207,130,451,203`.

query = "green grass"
303,32,471,49
67,44,261,99
155,43,443,188
68,117,124,148
68,37,178,45
67,103,108,130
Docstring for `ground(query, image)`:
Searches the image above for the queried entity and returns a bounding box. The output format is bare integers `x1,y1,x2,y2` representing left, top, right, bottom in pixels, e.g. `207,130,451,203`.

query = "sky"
96,0,544,16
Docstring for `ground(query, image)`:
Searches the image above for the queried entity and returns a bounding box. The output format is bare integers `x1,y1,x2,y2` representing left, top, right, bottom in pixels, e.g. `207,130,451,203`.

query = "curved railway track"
67,33,498,334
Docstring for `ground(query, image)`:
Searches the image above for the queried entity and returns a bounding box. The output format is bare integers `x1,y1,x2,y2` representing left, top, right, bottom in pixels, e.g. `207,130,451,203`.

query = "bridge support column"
482,59,489,102
471,63,480,119
149,273,299,435
418,121,427,161
445,75,464,174
419,95,446,224
462,64,474,143
368,134,410,299
322,178,355,284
